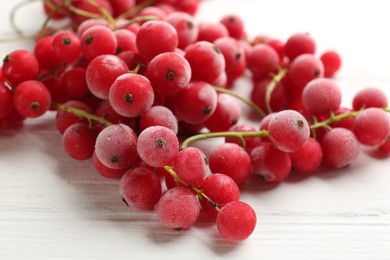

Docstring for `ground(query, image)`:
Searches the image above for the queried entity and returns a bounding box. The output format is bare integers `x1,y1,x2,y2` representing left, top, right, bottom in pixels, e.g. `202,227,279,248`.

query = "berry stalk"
163,166,222,212
265,67,288,113
180,130,269,149
52,102,113,126
214,86,266,118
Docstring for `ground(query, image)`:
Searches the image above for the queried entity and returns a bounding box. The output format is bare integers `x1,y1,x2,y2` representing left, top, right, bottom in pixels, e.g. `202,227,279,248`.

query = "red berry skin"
289,54,324,93
13,80,51,118
95,124,138,169
139,105,178,134
2,50,39,87
164,11,199,49
197,21,229,43
110,0,136,17
120,167,162,210
220,14,245,40
59,67,89,101
198,173,240,217
290,138,323,174
352,87,388,111
156,186,200,230
80,25,117,61
250,143,291,183
216,201,257,242
86,54,129,99
204,93,241,132
320,50,342,77
353,108,390,146
52,32,81,64
214,36,247,84
137,126,179,168
284,32,316,61
247,44,279,80
302,78,342,117
268,110,310,153
146,52,192,95
172,147,208,186
321,128,360,169
109,73,155,117
34,36,61,71
209,143,252,185
0,82,13,118
92,151,128,179
174,81,218,124
378,139,390,153
136,21,178,61
184,41,225,84
62,123,98,160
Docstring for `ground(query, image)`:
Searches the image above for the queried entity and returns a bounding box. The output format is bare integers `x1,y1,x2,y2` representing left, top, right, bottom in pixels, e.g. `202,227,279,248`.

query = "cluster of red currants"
1,0,390,242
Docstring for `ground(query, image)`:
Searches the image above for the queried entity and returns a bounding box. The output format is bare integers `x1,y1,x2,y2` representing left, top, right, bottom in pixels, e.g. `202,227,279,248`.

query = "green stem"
214,87,266,118
40,0,72,34
117,0,156,20
265,67,288,114
180,130,269,150
52,102,113,127
10,0,41,36
163,166,221,212
310,111,359,130
119,15,159,28
84,0,117,27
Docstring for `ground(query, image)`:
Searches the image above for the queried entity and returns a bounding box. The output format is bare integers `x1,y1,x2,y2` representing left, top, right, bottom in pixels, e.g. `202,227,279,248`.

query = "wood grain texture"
1,0,390,259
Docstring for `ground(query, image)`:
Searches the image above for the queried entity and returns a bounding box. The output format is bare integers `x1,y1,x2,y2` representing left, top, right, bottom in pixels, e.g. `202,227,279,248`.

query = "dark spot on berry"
173,227,182,231
30,102,40,111
166,69,177,81
314,69,321,77
85,35,93,45
72,127,80,136
235,52,242,60
62,37,71,45
203,106,212,115
228,16,235,23
155,137,166,149
231,119,238,126
3,54,10,63
110,155,121,163
124,93,134,103
212,45,221,54
116,47,123,54
203,156,208,166
186,20,194,29
297,119,305,129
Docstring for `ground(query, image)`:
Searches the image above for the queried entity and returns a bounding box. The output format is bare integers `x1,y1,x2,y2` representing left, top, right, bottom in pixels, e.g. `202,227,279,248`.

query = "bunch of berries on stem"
1,0,389,242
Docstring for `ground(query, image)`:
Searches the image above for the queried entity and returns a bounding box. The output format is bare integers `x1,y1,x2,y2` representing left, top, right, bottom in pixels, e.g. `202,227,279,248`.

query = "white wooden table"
1,1,389,259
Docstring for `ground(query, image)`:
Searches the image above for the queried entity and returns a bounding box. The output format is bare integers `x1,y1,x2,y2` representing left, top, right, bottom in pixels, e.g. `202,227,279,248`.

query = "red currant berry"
13,80,51,118
2,50,39,87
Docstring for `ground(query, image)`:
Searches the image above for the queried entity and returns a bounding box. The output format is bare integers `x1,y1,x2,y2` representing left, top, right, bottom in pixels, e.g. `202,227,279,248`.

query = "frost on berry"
156,187,200,230
268,110,310,152
120,167,162,210
321,128,360,169
209,143,252,185
137,126,179,168
95,124,138,169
